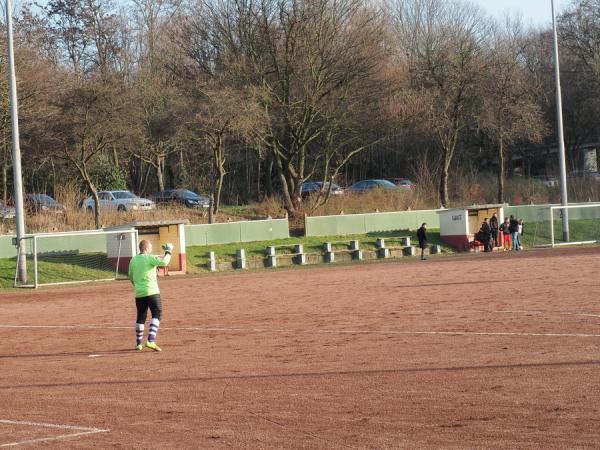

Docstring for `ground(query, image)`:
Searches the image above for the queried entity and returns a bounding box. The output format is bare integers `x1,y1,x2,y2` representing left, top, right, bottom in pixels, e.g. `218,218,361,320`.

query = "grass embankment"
0,254,120,289
0,230,446,289
186,229,447,272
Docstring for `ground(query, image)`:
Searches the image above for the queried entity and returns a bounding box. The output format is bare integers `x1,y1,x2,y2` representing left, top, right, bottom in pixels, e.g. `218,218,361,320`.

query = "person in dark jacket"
509,215,520,251
480,218,492,252
490,212,499,248
417,222,428,260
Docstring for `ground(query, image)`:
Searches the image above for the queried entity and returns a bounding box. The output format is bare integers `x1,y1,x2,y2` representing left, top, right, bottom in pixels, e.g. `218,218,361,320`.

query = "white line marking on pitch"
0,419,108,448
0,324,598,338
493,310,600,318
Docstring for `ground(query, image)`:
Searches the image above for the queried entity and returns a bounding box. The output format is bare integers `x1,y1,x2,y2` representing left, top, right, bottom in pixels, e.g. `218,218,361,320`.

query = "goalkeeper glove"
162,243,174,254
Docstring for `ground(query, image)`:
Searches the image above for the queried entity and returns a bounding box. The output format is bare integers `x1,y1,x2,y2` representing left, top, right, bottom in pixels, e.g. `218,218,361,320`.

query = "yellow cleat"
145,341,162,352
135,344,143,351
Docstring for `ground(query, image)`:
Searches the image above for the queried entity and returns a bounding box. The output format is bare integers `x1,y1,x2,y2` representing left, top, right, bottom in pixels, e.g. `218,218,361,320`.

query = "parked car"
81,190,156,212
347,179,400,193
0,200,15,219
532,175,559,188
300,181,344,197
25,193,65,214
153,189,210,208
386,178,416,189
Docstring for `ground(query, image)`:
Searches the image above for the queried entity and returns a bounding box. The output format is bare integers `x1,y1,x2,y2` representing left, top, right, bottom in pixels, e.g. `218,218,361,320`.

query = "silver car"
82,190,156,212
0,201,15,219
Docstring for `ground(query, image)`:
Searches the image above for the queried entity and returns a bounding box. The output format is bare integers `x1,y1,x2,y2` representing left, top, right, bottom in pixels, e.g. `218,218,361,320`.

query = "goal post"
14,228,138,288
532,203,600,248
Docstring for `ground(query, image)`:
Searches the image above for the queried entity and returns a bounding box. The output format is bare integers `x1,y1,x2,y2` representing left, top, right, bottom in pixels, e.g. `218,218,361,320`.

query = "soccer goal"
14,228,138,288
532,203,600,248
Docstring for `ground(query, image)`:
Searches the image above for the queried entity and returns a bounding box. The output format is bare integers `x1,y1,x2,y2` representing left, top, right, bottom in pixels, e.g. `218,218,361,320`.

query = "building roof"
104,219,189,231
437,204,506,213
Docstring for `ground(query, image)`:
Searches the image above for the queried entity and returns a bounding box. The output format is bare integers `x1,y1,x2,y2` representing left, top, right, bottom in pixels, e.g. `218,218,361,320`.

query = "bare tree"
176,0,387,215
478,18,547,202
186,86,267,220
49,80,125,228
130,72,186,192
392,0,489,207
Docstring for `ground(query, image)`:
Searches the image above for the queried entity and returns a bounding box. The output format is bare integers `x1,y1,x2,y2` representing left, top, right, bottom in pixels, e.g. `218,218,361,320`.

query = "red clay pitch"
1,247,599,448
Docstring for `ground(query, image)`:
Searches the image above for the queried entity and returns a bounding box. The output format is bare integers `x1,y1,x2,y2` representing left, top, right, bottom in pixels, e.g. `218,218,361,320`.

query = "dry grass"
3,176,600,235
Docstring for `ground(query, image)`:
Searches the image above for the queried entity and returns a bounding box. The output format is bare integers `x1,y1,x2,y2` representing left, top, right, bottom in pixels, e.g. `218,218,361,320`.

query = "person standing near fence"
490,212,499,248
500,217,511,251
128,240,173,352
518,219,524,250
509,215,520,251
480,218,493,252
417,222,428,260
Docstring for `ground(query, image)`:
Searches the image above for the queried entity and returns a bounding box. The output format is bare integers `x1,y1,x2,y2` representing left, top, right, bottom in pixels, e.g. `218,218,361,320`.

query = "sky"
472,0,569,27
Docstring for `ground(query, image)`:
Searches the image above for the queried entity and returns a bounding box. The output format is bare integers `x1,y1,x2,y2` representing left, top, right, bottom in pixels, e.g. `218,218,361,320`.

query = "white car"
82,190,156,212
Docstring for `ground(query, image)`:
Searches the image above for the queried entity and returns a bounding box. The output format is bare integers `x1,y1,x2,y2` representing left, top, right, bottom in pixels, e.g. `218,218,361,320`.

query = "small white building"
438,204,505,251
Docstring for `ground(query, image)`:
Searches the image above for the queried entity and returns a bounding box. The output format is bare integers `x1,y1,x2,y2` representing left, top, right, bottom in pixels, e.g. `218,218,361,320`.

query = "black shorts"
135,294,162,323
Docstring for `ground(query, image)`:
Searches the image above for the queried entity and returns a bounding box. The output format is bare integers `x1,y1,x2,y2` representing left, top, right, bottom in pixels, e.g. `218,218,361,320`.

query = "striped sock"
148,318,160,343
135,323,144,346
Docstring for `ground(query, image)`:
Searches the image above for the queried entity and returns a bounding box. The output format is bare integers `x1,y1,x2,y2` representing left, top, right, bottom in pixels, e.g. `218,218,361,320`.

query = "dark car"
301,181,344,197
25,194,65,214
532,175,559,188
347,179,400,193
153,189,210,208
386,178,416,189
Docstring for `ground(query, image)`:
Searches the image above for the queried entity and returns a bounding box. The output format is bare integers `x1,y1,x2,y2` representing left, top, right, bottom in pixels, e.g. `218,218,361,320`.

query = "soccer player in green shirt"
128,239,173,352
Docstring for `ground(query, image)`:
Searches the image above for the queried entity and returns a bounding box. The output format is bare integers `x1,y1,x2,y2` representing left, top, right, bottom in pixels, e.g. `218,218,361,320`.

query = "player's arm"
150,243,173,267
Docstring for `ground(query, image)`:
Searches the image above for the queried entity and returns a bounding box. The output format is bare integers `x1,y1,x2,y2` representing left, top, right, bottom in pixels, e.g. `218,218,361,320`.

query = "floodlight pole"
5,0,27,281
551,0,570,242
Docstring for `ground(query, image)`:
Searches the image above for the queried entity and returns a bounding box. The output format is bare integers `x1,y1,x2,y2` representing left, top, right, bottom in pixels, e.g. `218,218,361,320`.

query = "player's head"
421,222,426,228
139,240,152,254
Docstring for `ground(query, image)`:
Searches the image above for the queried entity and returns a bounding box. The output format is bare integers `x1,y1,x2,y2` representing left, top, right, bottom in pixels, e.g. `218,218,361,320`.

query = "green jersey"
128,253,171,298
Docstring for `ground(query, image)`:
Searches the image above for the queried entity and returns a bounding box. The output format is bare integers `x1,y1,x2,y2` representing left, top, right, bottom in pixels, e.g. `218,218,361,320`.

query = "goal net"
532,203,600,248
14,229,138,288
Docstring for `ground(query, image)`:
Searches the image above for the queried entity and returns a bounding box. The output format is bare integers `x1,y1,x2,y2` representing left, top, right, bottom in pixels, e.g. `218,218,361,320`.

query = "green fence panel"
0,233,108,259
184,225,208,246
505,202,600,223
240,219,289,242
205,223,243,245
364,213,399,233
306,209,443,237
0,236,15,259
336,215,367,235
35,234,107,255
305,215,345,236
185,218,290,247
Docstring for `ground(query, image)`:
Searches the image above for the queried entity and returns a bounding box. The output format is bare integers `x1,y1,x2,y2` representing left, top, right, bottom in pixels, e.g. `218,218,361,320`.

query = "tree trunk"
497,135,505,203
2,157,8,204
178,149,187,186
112,145,119,166
156,155,165,192
265,157,273,197
439,151,451,208
79,165,101,229
210,136,227,218
208,194,214,224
